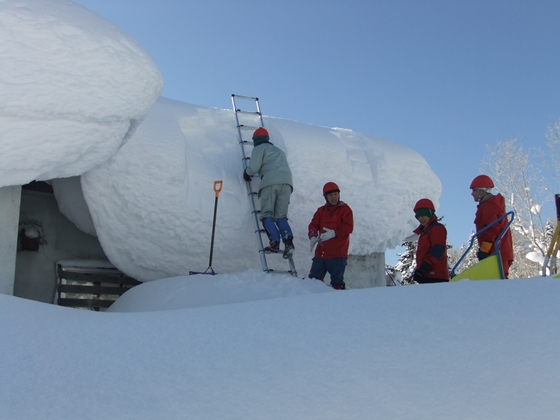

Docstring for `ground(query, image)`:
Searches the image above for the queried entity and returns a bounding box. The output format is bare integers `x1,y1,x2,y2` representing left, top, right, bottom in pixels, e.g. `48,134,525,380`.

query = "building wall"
0,186,22,295
15,188,107,304
318,252,387,288
347,253,387,288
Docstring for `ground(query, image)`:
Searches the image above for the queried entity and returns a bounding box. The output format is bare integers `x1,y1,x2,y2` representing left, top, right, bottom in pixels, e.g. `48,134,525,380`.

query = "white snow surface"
2,271,560,419
78,97,441,281
0,0,163,186
107,269,332,312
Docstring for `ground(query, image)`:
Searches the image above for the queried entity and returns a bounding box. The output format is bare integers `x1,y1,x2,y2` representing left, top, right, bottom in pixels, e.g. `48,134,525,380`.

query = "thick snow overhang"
0,0,163,187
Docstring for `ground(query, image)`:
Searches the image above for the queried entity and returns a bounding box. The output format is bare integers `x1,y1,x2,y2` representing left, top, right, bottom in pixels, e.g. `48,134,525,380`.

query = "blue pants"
262,217,292,243
308,257,347,288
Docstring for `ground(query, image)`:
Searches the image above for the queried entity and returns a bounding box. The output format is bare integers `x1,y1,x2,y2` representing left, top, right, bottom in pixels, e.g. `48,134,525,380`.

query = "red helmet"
470,175,494,189
323,182,340,196
252,127,269,138
413,198,435,212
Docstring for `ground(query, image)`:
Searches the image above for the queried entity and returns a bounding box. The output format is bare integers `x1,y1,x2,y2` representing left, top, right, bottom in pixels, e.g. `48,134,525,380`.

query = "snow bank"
2,273,560,419
107,269,333,312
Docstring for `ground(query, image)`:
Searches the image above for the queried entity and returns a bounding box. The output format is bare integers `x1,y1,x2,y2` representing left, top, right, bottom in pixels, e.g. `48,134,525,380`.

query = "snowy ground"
2,270,560,420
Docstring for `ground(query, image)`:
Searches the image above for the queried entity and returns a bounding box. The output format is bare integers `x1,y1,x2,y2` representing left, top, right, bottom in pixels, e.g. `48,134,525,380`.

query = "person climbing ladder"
243,128,295,259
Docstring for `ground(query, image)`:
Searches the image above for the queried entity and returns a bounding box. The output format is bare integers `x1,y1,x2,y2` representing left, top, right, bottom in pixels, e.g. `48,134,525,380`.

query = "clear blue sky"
73,0,560,252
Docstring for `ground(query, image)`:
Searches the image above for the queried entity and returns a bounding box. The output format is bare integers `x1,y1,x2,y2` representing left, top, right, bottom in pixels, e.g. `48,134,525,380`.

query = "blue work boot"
262,217,280,242
276,217,293,241
262,217,280,253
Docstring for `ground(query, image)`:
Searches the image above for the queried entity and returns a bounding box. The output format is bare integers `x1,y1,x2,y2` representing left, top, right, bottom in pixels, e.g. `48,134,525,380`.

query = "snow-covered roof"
0,0,163,185
76,98,441,280
2,0,441,281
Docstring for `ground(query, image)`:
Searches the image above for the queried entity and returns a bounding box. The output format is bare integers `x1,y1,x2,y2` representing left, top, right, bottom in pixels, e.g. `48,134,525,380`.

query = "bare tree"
480,138,559,277
508,228,542,278
482,139,550,256
545,121,560,187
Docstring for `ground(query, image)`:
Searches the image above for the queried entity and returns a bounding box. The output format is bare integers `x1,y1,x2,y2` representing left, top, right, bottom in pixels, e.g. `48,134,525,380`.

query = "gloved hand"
412,262,432,283
309,236,318,252
243,169,252,182
412,269,425,283
477,250,490,261
319,228,336,242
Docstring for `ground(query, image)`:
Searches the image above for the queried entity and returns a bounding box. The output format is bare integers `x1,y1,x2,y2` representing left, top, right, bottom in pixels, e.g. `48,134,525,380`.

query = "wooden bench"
56,260,141,311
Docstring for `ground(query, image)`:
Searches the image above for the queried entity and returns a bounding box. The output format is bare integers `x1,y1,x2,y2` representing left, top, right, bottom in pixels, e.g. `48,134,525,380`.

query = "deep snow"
2,272,560,419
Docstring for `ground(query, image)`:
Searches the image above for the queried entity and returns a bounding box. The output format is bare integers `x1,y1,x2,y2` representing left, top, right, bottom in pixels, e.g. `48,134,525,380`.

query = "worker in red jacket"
412,198,450,283
308,182,353,290
470,175,514,278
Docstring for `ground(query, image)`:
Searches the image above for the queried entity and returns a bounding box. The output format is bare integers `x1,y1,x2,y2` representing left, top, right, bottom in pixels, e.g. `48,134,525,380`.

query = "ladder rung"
236,109,261,115
265,268,297,275
237,124,259,130
232,94,259,101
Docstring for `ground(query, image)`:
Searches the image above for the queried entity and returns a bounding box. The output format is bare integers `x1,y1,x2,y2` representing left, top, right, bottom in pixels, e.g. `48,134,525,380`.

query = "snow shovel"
189,180,223,275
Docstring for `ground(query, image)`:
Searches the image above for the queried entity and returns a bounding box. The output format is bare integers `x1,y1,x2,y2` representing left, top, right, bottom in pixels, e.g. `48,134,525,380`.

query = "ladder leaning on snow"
231,94,297,277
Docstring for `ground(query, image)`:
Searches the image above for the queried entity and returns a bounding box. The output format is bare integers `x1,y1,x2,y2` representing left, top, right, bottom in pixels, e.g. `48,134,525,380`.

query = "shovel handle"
214,180,223,197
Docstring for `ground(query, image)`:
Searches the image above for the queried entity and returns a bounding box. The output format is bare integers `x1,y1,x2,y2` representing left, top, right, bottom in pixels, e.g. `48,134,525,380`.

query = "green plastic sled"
450,254,502,282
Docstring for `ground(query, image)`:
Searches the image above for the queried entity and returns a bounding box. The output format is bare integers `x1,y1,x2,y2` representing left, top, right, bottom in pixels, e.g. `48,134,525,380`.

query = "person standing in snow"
470,175,514,278
411,198,450,284
308,182,353,290
243,127,295,259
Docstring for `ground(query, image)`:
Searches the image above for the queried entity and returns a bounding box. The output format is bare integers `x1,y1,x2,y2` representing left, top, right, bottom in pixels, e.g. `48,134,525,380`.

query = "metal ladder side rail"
231,94,298,277
232,94,270,273
285,243,298,277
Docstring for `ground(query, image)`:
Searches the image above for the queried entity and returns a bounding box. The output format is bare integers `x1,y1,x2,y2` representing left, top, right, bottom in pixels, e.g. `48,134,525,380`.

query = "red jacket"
413,216,450,280
475,193,514,270
308,201,353,259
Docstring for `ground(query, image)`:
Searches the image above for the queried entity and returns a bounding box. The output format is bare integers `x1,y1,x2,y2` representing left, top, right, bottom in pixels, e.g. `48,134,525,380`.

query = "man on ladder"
243,127,295,259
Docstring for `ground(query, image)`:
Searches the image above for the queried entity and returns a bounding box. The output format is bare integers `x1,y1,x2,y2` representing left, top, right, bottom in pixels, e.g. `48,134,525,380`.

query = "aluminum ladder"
231,94,297,277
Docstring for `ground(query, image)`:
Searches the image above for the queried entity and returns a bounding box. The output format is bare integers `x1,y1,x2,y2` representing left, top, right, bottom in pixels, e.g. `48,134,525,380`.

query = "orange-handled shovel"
189,180,223,275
